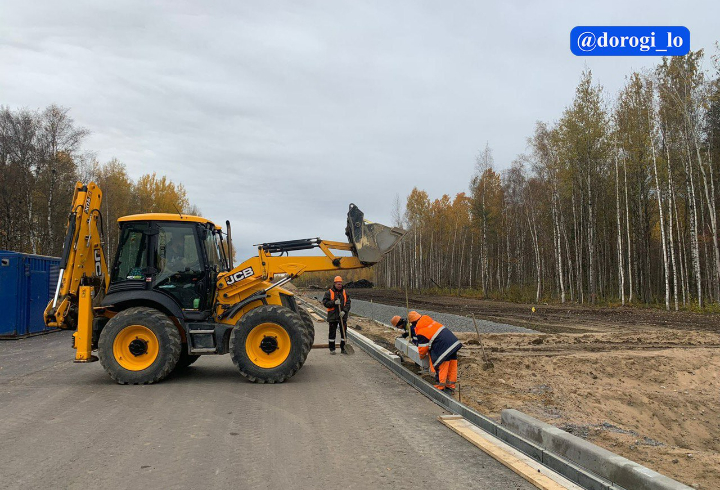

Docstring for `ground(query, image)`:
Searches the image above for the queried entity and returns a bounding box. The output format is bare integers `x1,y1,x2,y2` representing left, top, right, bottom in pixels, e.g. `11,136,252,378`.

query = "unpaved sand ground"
300,289,720,489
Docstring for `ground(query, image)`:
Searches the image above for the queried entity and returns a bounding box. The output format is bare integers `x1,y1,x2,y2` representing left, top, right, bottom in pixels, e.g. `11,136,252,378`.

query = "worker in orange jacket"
395,311,462,393
322,276,351,354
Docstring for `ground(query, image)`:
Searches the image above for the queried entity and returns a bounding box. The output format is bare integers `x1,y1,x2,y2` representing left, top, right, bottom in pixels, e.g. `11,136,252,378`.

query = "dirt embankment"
299,289,720,489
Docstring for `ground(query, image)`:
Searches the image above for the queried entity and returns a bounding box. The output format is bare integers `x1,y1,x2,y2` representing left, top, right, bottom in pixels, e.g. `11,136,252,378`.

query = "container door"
0,255,19,336
28,270,49,334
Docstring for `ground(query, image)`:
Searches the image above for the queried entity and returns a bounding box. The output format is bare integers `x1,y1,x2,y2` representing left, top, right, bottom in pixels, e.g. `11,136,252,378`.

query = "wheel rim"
113,325,159,371
245,322,291,369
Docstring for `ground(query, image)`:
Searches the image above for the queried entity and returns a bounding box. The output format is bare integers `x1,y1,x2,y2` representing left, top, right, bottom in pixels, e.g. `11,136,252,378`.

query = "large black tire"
98,306,182,385
294,308,314,369
230,305,308,383
296,308,315,366
297,308,316,344
173,343,200,371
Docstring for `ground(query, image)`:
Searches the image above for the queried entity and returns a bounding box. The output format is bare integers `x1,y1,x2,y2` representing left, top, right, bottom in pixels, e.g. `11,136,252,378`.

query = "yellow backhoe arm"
216,240,362,298
222,240,360,284
44,182,109,331
215,206,405,317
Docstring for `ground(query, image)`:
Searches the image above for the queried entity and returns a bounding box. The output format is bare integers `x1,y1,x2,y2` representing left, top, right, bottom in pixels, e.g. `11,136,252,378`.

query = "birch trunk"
551,180,565,302
527,210,542,302
614,154,625,305
674,192,688,306
572,191,583,303
562,217,575,302
587,173,596,304
650,122,670,310
691,133,720,303
685,153,703,306
622,156,633,303
664,139,679,310
469,234,473,288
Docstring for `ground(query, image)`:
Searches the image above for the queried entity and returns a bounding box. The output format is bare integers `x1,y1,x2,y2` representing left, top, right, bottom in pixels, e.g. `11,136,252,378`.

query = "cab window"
112,224,149,282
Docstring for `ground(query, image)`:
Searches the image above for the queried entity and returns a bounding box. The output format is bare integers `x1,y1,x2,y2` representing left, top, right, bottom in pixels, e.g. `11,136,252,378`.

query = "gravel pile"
307,295,536,334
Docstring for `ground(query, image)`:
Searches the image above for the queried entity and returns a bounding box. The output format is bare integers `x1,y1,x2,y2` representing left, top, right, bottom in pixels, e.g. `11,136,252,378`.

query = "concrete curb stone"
501,409,692,490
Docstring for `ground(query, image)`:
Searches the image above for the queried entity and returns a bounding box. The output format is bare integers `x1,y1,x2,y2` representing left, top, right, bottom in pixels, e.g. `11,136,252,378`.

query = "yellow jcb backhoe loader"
44,182,405,384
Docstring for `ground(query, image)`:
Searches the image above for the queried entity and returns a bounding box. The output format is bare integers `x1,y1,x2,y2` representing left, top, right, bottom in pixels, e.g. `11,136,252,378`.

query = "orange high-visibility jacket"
322,287,351,322
324,288,348,311
413,315,462,366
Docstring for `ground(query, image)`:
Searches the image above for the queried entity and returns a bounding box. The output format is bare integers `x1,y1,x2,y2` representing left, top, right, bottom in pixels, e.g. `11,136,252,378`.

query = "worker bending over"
322,276,351,355
392,311,462,393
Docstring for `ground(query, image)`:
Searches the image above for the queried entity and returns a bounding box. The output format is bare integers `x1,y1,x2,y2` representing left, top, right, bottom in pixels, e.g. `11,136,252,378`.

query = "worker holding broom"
322,276,351,355
392,311,462,393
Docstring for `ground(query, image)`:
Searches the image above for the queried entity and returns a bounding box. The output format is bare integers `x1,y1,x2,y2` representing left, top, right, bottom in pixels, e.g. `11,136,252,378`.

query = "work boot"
341,347,348,355
444,387,456,396
330,350,336,355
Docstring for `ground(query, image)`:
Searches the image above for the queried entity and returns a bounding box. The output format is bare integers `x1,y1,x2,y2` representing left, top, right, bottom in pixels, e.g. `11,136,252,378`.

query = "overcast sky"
1,1,718,258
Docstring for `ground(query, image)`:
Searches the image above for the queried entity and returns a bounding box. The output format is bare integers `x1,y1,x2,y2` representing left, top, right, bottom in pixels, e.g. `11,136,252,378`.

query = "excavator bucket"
345,204,406,265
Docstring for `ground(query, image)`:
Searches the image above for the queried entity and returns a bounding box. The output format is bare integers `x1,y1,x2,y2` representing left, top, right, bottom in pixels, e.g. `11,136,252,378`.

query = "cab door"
153,223,206,310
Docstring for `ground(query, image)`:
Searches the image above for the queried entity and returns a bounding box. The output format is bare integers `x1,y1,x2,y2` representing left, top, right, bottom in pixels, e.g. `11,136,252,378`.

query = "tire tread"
98,306,181,385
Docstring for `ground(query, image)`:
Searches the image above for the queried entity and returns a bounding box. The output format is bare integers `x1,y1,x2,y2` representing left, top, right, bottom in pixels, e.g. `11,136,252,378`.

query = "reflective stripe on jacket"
413,315,462,366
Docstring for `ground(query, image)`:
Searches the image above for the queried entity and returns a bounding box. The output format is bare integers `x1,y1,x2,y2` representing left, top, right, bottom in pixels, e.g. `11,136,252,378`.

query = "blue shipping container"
0,250,60,337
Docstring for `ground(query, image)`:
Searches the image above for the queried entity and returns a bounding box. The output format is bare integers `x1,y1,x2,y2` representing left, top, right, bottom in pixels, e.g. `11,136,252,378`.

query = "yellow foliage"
135,172,190,213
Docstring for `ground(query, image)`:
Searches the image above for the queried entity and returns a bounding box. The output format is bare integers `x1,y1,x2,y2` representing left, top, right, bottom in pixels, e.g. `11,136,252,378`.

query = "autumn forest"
378,50,720,310
0,105,197,261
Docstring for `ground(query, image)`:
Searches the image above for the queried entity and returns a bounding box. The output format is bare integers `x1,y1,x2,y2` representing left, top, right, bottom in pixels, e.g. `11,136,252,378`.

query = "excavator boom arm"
216,204,406,295
220,243,363,289
44,182,109,329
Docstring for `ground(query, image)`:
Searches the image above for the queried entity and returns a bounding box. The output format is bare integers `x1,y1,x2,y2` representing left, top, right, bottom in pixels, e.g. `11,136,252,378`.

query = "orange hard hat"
390,315,402,327
334,276,343,283
408,311,421,322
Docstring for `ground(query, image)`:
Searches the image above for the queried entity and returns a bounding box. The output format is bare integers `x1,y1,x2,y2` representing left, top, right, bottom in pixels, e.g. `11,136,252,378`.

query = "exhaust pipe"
345,204,406,265
226,220,234,269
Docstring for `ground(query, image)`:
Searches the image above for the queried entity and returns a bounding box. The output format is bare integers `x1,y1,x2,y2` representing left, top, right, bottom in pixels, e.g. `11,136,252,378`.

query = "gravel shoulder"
344,287,720,334
306,292,536,334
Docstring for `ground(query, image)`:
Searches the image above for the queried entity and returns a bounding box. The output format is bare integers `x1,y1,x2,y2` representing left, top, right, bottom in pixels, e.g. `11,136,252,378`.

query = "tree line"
378,50,720,309
0,105,197,260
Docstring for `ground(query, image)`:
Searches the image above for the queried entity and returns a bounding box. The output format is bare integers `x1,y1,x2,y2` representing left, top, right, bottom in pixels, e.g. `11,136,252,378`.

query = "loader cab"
110,214,229,315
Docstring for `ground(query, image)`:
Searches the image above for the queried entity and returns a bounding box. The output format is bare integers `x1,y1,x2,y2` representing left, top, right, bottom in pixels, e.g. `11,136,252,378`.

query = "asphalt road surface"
0,326,534,490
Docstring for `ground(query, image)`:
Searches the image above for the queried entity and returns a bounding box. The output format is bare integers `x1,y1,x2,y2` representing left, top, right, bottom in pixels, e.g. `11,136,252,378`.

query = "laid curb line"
502,410,692,490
